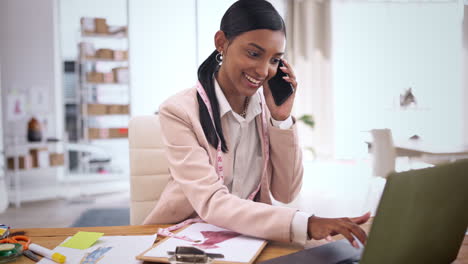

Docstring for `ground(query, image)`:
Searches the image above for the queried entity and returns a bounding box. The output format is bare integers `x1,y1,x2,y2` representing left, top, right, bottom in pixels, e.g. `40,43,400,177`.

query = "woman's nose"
255,62,274,79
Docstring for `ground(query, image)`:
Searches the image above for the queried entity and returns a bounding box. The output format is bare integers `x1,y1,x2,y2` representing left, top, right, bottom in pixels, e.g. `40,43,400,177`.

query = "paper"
38,235,156,264
144,223,265,263
61,231,104,250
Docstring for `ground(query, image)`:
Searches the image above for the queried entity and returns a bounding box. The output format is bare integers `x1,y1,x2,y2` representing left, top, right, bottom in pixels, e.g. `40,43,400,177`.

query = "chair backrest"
370,128,396,178
128,115,170,225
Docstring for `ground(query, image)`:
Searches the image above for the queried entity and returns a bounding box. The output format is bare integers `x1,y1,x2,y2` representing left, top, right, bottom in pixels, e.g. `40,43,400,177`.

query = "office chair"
128,115,170,225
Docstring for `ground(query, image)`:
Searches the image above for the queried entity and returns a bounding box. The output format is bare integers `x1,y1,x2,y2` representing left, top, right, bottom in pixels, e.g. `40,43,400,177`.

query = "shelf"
8,185,60,204
64,172,128,183
81,32,127,39
6,165,64,172
85,82,129,86
80,58,128,63
88,128,128,139
5,141,64,149
85,104,130,116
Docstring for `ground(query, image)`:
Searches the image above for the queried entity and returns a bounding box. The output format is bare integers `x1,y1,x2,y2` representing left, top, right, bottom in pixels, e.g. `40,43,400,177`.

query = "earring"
215,51,223,65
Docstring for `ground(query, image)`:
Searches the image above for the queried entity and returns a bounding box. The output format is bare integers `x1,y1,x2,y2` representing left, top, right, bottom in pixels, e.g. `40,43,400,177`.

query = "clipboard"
136,223,268,264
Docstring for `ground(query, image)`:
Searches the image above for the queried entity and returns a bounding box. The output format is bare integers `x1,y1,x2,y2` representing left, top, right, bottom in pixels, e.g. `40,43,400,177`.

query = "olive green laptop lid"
361,159,468,264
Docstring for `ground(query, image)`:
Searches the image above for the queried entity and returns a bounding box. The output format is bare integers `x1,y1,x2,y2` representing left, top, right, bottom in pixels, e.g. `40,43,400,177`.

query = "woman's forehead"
231,29,286,53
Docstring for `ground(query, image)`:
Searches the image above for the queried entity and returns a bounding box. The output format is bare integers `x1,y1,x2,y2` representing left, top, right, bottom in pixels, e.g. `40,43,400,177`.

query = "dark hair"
197,0,286,153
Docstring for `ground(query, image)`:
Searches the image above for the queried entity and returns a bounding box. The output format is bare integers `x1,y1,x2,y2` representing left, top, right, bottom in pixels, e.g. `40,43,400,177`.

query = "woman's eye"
247,50,259,57
271,58,281,64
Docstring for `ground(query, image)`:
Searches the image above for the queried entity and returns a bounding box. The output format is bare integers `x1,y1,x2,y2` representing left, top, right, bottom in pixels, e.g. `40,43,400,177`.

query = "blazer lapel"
255,106,270,193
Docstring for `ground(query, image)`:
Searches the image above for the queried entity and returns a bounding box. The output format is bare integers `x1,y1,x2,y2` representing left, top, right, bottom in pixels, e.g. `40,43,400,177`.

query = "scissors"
0,235,31,250
0,234,40,261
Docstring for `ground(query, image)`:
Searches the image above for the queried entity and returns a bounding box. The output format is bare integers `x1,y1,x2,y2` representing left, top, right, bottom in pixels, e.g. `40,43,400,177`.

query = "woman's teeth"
244,73,260,85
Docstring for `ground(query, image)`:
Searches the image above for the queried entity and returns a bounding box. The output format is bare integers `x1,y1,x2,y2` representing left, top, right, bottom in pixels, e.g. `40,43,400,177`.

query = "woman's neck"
215,69,248,116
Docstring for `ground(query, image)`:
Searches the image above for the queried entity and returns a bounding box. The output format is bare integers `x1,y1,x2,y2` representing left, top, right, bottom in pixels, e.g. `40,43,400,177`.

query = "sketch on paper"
195,231,240,249
144,223,265,263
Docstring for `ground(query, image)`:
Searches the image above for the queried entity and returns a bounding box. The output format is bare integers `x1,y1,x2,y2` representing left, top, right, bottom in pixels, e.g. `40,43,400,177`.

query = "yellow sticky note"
60,231,104,250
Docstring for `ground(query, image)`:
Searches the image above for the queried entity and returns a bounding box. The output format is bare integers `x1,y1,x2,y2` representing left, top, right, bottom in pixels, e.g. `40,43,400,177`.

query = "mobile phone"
268,60,295,106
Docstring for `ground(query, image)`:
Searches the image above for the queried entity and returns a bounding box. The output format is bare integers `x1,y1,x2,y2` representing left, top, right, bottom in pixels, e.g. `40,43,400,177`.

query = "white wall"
196,0,235,66
332,2,463,158
0,0,63,144
129,0,198,116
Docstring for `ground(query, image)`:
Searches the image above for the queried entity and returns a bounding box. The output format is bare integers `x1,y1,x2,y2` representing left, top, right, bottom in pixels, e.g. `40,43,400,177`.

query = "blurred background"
0,0,466,228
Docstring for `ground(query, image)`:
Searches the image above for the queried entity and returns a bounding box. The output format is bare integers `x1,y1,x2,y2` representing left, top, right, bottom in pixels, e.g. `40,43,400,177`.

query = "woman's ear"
214,30,228,53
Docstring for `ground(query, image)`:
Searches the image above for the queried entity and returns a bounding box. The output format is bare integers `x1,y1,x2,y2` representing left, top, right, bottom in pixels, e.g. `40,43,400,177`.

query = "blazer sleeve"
159,100,297,242
268,117,304,203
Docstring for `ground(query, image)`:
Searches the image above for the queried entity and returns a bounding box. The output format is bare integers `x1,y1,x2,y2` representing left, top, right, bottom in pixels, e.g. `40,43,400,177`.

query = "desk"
394,139,468,159
10,224,468,264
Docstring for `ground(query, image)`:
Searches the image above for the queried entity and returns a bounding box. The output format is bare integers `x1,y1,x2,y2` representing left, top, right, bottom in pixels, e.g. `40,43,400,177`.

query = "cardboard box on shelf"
88,128,128,139
7,156,32,170
86,72,104,83
94,18,108,34
88,128,103,139
120,104,130,114
95,49,114,60
86,104,107,115
103,72,115,83
29,148,49,168
113,50,128,61
112,67,129,83
107,104,130,115
49,153,65,167
109,128,128,138
80,17,95,33
86,104,130,115
79,42,95,59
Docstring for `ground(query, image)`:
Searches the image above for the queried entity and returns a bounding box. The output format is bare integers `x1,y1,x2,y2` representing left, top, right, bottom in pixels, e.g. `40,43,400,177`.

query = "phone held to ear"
268,59,295,106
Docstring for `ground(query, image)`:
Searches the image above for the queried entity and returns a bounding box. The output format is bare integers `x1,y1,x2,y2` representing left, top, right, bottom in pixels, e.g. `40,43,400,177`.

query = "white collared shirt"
214,79,309,245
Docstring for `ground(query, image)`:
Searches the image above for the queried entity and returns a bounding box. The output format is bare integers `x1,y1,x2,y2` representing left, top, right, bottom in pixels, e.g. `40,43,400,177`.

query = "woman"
143,0,369,247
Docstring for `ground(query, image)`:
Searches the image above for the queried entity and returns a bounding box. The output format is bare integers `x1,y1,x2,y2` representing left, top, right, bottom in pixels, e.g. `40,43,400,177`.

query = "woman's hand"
307,212,371,249
263,59,298,121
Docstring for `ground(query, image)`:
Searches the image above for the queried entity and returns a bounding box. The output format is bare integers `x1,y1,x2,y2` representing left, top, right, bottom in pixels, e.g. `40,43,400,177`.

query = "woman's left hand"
263,59,298,121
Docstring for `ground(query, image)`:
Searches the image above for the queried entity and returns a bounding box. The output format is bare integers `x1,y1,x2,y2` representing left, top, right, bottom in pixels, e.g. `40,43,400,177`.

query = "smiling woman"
142,0,369,248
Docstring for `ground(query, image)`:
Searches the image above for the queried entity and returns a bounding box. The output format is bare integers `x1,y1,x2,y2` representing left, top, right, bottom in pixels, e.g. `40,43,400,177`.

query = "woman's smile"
243,72,262,89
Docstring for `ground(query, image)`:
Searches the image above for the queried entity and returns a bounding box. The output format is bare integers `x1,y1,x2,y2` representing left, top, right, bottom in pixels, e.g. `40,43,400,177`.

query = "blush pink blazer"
143,88,304,243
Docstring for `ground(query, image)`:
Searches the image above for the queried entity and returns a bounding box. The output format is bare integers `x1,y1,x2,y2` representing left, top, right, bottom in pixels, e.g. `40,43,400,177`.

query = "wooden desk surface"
395,139,468,157
10,223,468,264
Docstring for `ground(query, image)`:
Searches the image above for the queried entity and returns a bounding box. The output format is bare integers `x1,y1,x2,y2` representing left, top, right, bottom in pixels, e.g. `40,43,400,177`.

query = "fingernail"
352,241,359,249
325,236,333,241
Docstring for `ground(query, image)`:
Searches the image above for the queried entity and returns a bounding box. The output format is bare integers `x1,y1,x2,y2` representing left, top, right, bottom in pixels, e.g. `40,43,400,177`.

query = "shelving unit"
4,140,66,207
64,17,131,189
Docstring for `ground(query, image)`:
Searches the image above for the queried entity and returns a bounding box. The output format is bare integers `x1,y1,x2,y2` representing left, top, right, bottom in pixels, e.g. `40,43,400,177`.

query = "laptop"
261,159,468,264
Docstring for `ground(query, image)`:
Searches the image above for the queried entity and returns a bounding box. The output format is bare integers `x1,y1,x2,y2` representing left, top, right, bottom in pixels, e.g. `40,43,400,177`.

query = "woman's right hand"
307,212,371,248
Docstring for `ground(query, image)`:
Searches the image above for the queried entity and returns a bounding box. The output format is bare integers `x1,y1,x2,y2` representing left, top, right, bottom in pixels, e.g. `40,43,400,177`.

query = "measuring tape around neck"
157,81,270,241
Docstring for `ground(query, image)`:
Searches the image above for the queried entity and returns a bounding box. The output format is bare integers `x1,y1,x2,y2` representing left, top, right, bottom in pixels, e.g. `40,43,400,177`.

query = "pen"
28,243,66,263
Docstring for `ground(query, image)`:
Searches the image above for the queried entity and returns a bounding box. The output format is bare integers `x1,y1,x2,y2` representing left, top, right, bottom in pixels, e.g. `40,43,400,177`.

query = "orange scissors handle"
0,238,16,244
12,235,31,250
0,235,31,250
